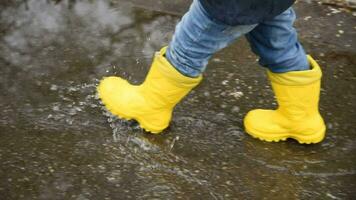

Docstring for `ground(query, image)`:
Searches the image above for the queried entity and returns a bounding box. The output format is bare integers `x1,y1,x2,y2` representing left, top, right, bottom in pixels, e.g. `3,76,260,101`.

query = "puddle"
0,0,355,199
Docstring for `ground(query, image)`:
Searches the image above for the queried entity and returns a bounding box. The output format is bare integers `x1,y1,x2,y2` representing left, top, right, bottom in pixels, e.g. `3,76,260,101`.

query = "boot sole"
244,121,326,144
97,86,166,134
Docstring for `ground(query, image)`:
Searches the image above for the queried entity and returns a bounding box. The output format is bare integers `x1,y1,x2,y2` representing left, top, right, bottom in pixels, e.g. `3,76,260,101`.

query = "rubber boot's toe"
97,76,133,120
97,77,126,97
244,109,288,142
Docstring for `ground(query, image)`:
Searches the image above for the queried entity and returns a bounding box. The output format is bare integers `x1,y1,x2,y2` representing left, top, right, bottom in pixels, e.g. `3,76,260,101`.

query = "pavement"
0,0,355,199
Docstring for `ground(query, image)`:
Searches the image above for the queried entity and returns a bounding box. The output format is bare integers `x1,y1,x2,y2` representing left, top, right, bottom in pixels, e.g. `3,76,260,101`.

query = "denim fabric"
166,0,256,77
166,0,309,77
246,8,309,73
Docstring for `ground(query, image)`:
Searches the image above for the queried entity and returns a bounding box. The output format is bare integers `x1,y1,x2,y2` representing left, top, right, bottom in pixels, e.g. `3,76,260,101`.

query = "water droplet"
50,84,58,91
52,105,60,111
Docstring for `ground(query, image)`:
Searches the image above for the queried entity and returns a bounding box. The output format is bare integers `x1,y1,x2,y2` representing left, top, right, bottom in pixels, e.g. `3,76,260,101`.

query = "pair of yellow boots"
97,47,326,144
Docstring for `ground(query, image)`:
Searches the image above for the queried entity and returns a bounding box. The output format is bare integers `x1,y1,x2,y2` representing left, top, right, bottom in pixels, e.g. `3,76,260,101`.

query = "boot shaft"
140,47,202,108
268,55,322,120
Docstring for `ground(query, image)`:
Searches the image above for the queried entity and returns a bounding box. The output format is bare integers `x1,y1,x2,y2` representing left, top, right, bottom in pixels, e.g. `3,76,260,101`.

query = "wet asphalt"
0,0,355,199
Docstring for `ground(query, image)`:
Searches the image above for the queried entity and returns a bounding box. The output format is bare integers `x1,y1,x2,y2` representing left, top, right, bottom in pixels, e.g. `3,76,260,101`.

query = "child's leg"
245,8,309,73
97,0,256,133
243,8,326,144
166,0,256,77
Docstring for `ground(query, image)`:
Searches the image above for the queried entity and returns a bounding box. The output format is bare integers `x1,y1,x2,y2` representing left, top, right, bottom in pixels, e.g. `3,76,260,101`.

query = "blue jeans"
166,0,309,77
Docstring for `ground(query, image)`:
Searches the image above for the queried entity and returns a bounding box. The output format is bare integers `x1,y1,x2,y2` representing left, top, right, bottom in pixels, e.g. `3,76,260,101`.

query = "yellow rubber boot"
97,47,202,134
244,56,326,144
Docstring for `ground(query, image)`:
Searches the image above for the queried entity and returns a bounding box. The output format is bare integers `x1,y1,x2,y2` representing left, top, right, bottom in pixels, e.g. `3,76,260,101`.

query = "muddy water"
0,0,356,199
